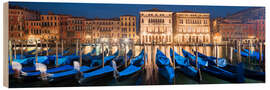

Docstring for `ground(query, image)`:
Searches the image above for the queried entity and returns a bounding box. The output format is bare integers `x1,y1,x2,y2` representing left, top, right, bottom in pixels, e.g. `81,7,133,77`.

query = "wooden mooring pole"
225,41,228,58
259,42,263,64
61,40,64,56
132,42,135,58
56,41,59,66
215,42,218,67
124,44,127,67
196,44,202,81
46,40,49,56
248,41,251,64
118,43,120,57
76,39,79,56
152,42,154,68
143,43,146,68
14,41,16,59
80,42,82,66
9,41,13,65
237,41,242,63
40,40,43,55
230,47,233,64
203,43,206,55
172,43,175,69
178,43,181,56
20,40,23,59
102,43,104,68
35,40,38,64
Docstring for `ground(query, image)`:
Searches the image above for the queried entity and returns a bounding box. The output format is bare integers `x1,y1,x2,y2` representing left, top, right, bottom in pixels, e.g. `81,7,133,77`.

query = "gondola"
47,50,121,83
10,54,26,59
182,49,244,83
234,49,249,57
20,54,92,82
78,50,132,84
192,50,227,67
156,49,175,83
181,49,208,67
55,55,79,65
81,49,109,63
26,48,64,58
37,49,53,55
194,50,265,81
243,67,265,81
12,56,49,65
9,49,39,60
9,61,41,79
243,49,263,61
9,65,15,78
18,53,78,81
20,65,74,81
48,50,70,61
169,49,199,80
26,49,37,54
222,64,265,81
117,49,146,81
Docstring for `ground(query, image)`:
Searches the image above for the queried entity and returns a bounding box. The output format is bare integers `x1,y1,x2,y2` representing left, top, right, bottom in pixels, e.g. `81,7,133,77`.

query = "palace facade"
173,11,211,44
139,8,173,44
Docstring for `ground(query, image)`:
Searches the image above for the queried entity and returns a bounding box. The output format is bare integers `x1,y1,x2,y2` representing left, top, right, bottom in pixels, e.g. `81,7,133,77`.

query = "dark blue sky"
9,2,260,19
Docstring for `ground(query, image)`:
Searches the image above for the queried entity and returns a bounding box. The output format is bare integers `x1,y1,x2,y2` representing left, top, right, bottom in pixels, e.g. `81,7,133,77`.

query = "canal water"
9,44,264,87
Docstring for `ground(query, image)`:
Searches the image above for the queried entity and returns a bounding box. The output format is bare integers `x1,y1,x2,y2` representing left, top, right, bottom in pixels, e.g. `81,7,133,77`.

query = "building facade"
140,8,173,44
83,19,93,43
24,20,42,42
173,11,211,44
217,23,257,43
87,18,122,43
212,7,265,43
66,17,86,42
120,15,137,41
248,19,265,42
213,7,265,43
9,6,40,40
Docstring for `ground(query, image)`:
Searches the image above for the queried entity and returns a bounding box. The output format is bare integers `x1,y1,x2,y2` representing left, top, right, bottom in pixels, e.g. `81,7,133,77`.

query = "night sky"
9,2,260,19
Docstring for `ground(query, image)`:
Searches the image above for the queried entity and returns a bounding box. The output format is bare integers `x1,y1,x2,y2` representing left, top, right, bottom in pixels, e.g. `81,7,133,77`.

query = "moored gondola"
181,49,208,67
192,50,227,67
182,49,244,83
169,49,199,81
117,49,147,81
156,49,175,83
194,50,265,81
234,49,249,57
78,50,132,84
243,49,263,61
14,50,80,81
46,50,121,83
